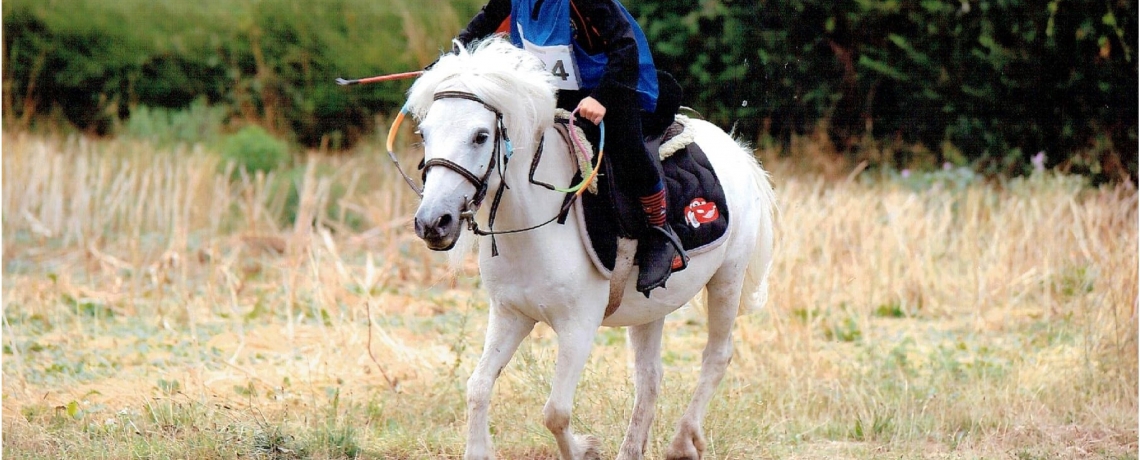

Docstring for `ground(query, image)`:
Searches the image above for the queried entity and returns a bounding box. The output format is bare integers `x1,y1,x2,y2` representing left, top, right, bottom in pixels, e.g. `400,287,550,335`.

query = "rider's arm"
570,0,640,108
457,0,512,47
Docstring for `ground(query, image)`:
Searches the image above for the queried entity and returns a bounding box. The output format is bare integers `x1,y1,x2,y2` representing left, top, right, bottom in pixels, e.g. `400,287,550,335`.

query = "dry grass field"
2,131,1137,459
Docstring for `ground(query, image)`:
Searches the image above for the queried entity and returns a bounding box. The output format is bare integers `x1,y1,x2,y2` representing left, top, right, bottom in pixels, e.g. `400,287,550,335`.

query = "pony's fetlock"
575,434,602,460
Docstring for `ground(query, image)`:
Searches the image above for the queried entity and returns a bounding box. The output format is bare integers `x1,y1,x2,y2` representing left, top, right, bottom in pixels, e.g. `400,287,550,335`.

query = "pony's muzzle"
414,210,460,251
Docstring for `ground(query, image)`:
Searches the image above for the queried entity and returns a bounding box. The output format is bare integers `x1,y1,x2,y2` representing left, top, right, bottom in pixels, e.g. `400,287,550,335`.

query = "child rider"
454,0,688,296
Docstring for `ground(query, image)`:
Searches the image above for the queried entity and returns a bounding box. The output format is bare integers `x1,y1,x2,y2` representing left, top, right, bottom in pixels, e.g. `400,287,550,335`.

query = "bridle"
423,91,511,224
387,90,603,255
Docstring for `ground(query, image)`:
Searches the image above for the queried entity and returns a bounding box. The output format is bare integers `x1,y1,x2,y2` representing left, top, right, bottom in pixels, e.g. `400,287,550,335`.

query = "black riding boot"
636,187,689,296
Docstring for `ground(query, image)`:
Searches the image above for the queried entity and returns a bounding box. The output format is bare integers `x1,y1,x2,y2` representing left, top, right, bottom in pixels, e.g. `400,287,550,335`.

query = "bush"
4,0,1135,181
220,125,291,175
2,0,481,145
122,98,227,145
627,0,1137,181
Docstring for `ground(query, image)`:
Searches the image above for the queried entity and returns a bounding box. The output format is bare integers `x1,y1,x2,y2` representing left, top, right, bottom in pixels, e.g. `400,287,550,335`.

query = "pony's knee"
646,360,664,382
542,402,571,433
466,375,493,410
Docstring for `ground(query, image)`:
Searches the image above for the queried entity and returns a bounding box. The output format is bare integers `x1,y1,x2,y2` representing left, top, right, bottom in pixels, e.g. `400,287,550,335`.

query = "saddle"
555,114,731,278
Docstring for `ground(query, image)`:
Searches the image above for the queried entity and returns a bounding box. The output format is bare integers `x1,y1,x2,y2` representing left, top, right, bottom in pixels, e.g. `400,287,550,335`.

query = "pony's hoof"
665,423,706,460
664,448,700,460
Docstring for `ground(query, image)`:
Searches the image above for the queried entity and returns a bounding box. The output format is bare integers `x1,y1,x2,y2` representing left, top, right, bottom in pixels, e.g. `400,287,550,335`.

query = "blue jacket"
458,0,659,112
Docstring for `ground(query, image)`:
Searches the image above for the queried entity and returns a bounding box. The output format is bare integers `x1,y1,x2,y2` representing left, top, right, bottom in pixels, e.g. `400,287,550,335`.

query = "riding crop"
334,71,424,86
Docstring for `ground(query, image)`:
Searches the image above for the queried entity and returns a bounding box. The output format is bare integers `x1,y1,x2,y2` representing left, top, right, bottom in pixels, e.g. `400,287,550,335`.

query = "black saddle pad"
577,130,730,273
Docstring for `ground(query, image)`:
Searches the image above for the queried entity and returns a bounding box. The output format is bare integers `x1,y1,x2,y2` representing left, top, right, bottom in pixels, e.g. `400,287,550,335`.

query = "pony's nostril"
436,213,453,229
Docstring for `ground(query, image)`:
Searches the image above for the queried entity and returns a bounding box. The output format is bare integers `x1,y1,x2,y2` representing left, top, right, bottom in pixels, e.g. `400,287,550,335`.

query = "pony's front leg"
465,306,536,460
545,320,603,460
617,318,665,460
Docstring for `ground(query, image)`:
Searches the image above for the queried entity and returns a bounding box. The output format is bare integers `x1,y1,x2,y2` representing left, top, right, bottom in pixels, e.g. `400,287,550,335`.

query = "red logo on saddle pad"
685,198,719,228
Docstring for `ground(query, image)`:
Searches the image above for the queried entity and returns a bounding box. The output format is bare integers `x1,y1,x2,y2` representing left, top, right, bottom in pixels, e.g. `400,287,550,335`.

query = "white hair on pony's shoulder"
407,38,557,153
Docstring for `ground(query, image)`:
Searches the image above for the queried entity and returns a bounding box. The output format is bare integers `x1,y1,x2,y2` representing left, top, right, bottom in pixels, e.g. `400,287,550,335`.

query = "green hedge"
2,0,479,146
628,0,1137,179
4,0,1136,180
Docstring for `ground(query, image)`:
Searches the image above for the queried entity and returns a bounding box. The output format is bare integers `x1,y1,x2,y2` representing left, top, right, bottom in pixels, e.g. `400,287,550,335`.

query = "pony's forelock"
407,38,557,150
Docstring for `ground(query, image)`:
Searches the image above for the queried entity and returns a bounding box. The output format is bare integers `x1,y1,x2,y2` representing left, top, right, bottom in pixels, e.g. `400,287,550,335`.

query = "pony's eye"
473,130,490,145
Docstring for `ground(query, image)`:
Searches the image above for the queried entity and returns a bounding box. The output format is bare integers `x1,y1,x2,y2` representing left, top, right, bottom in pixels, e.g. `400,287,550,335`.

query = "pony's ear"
451,39,468,56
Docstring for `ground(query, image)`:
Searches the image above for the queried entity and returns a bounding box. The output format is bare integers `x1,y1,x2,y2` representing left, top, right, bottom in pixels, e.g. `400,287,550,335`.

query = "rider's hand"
577,97,606,125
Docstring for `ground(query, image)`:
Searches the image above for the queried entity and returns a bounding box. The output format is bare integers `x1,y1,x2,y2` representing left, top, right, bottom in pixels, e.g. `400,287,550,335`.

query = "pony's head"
406,38,557,250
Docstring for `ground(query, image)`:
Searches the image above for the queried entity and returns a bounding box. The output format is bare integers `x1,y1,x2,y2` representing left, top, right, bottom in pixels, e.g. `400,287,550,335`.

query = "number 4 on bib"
519,27,581,91
550,60,571,81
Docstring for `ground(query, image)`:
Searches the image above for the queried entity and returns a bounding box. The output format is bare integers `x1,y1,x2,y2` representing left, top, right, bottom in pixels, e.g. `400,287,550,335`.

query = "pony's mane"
407,38,557,151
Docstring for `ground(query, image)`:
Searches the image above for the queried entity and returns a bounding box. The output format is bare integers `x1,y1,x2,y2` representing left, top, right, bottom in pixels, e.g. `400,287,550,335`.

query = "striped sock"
639,188,667,227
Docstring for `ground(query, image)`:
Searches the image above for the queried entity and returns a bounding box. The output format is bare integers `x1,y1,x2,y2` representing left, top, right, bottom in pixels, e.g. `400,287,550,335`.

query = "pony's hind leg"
617,318,665,460
665,278,744,460
465,306,536,460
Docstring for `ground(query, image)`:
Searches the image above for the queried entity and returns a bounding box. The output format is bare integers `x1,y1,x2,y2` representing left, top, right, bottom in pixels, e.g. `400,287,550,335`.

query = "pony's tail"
738,145,777,316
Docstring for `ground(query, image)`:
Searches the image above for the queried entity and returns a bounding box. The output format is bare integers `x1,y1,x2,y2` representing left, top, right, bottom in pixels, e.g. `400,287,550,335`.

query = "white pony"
404,38,775,460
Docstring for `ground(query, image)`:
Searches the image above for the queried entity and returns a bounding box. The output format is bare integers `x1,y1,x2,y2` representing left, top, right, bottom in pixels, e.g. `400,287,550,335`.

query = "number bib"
520,30,581,90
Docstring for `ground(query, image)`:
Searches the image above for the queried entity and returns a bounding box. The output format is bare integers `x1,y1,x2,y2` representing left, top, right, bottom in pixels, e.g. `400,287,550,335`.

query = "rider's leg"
598,89,689,296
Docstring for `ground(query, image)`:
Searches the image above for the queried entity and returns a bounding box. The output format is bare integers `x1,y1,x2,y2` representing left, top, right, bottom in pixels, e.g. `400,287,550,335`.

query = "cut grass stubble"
2,132,1137,459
